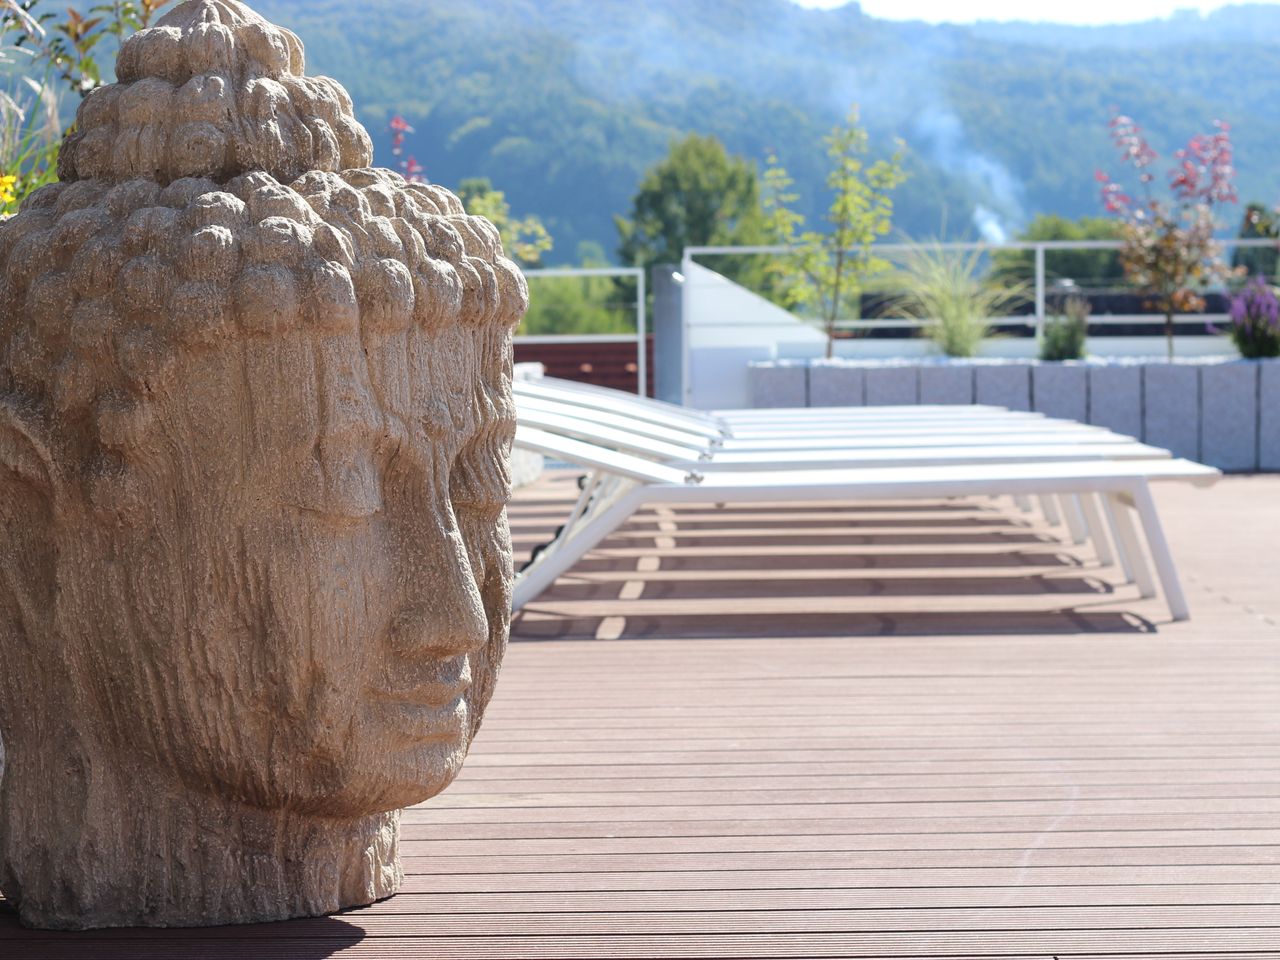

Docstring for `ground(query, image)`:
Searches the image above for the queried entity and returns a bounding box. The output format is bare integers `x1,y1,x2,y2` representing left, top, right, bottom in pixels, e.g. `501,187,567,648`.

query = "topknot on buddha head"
58,0,373,185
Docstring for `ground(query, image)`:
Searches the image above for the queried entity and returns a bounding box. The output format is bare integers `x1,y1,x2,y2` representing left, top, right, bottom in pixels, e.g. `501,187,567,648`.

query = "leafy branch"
763,106,907,358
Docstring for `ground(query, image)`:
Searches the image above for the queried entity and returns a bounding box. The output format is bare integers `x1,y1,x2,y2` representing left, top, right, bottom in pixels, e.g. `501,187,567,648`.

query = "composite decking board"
403,804,1280,828
546,543,1086,558
417,791,1280,813
205,885,1280,912
432,757,1280,773
11,932,1280,959
442,773,1280,792
394,866,1280,893
10,908,1280,942
467,726,1280,743
453,760,1280,776
404,830,1280,853
4,476,1279,957
399,813,1280,842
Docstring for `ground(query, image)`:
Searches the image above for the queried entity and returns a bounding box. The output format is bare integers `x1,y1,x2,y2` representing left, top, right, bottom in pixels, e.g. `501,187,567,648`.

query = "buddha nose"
391,525,490,660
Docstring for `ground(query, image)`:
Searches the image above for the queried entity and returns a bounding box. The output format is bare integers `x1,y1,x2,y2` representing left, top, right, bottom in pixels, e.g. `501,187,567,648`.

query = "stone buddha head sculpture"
0,0,527,930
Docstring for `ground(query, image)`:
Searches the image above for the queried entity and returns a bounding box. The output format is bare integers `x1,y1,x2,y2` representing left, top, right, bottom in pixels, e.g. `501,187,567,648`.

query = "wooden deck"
3,471,1279,957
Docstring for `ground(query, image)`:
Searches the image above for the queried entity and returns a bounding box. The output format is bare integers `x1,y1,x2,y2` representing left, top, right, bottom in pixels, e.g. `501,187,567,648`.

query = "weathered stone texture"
0,0,527,931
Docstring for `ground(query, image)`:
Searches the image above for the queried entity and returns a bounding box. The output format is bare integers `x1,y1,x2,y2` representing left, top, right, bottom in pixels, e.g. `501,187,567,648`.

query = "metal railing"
519,266,648,396
681,238,1280,339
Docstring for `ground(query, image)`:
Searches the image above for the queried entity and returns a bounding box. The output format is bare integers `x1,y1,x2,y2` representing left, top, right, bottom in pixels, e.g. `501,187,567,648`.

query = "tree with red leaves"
388,115,425,182
1097,114,1238,358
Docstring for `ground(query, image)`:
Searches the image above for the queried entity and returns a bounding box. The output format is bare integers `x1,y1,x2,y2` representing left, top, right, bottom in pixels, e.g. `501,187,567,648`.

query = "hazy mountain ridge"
251,0,1280,262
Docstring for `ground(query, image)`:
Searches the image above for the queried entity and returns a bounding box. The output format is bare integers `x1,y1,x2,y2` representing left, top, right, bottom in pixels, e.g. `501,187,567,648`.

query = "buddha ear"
0,400,55,500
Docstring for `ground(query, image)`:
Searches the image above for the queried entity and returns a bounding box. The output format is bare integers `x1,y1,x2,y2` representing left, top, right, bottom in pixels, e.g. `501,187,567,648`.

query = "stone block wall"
864,367,919,405
919,365,974,405
974,364,1032,411
746,358,1280,471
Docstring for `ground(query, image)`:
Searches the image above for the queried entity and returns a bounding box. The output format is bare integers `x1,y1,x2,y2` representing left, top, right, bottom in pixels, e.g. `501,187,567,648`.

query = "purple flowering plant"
1221,275,1280,358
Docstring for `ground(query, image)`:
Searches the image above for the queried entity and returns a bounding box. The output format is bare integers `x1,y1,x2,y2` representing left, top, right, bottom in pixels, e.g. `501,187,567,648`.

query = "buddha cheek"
290,519,396,772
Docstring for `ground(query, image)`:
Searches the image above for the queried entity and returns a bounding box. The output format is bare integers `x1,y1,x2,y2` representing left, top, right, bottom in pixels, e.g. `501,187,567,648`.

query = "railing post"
636,268,647,397
680,250,693,406
1034,243,1047,343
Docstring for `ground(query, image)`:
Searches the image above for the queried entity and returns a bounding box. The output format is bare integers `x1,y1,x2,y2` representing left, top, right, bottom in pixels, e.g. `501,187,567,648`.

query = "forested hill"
252,0,1280,263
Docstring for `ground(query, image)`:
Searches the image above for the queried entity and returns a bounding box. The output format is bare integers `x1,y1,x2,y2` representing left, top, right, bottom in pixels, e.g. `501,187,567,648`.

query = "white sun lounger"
512,426,1220,621
514,377,1136,451
515,389,1130,453
517,404,1172,472
515,377,1058,440
513,378,1184,576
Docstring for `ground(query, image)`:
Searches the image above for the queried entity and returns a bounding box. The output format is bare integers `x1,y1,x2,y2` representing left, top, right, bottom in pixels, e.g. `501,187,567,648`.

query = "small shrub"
1224,275,1280,359
889,244,1026,358
1040,295,1090,361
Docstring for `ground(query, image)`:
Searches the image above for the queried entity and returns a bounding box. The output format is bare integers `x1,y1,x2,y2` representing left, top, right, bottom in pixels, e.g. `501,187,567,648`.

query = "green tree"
615,133,766,276
989,213,1124,288
521,241,638,336
763,106,907,359
457,176,553,268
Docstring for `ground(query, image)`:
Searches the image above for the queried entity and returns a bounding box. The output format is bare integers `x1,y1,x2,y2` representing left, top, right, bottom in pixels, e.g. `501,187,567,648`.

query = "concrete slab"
808,363,865,407
864,366,919,406
1143,363,1201,461
747,361,808,408
974,363,1032,411
1200,361,1258,471
918,365,974,405
1032,363,1088,423
1088,365,1143,440
1260,360,1280,470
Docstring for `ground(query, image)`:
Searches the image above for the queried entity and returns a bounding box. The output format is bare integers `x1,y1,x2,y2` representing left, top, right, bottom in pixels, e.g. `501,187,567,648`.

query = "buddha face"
47,318,514,818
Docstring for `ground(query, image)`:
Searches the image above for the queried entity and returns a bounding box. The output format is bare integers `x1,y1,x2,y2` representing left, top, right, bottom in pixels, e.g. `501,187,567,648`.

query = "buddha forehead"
0,169,524,476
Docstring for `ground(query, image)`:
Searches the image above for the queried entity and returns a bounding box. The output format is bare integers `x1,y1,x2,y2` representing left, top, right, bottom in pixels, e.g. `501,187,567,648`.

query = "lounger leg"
1013,494,1034,513
1130,483,1191,622
1106,492,1156,600
512,483,643,610
1060,494,1089,545
1077,493,1115,568
1038,495,1062,527
1100,495,1136,584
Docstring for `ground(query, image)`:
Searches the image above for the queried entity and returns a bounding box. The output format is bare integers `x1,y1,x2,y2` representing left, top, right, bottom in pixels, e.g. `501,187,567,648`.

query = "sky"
792,0,1278,24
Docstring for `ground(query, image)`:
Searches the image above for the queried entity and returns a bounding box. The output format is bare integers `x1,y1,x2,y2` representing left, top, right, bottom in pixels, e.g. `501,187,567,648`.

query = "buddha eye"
449,428,509,525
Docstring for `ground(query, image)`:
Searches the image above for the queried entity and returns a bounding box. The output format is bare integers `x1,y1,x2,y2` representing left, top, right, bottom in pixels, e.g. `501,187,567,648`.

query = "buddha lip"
369,679,470,710
368,692,469,744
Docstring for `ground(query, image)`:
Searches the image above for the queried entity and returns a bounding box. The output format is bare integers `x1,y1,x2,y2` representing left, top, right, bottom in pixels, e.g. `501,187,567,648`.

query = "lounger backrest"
516,393,716,450
517,406,708,462
514,426,690,486
513,379,725,439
